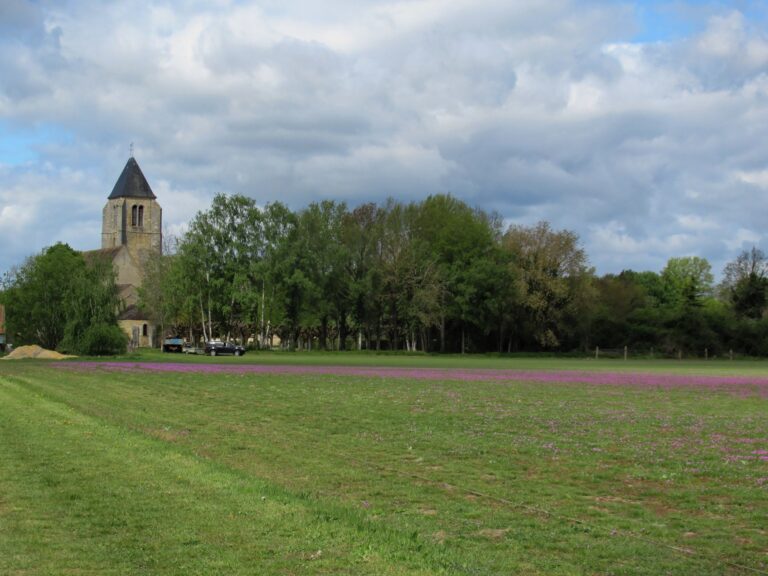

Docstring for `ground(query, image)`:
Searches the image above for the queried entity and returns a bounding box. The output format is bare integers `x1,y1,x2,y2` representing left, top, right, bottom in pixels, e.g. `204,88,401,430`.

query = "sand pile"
3,345,76,360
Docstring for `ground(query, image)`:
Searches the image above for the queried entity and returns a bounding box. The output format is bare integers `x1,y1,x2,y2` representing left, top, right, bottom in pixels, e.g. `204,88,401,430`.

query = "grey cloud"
0,0,766,279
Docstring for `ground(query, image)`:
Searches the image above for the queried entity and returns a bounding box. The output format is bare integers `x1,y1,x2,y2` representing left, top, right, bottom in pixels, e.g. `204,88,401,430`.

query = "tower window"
131,205,138,226
142,324,148,337
138,205,144,227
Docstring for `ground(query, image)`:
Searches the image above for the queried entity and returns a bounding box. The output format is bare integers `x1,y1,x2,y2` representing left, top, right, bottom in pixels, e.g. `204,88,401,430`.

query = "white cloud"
0,0,766,279
676,214,718,231
737,170,768,188
725,228,762,251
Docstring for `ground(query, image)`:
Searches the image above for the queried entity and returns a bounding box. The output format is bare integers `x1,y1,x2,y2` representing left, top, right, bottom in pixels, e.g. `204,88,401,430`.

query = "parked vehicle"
183,342,201,354
204,340,246,357
162,337,184,353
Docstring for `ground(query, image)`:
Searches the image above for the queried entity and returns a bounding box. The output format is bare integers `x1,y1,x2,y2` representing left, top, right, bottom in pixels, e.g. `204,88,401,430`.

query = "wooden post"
624,345,628,361
729,349,733,361
595,346,599,360
705,348,708,360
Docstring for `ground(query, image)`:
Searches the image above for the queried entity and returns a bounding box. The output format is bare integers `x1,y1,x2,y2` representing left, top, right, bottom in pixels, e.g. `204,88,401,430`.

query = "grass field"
1,354,767,574
123,348,768,374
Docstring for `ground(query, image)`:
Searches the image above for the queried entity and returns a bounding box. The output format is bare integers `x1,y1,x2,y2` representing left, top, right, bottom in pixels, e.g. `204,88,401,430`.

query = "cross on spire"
129,142,134,158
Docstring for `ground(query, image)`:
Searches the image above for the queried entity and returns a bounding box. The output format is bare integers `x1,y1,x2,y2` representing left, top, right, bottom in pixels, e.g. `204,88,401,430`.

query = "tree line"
2,193,766,356
139,194,768,356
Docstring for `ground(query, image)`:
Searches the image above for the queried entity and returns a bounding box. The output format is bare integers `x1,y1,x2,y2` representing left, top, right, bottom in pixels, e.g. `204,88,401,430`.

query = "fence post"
595,346,599,360
624,345,628,361
729,349,733,361
705,347,708,360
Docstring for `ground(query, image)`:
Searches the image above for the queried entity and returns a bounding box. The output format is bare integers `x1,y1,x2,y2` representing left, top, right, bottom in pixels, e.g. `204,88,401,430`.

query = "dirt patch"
2,345,76,360
432,530,448,544
478,528,509,540
146,427,191,443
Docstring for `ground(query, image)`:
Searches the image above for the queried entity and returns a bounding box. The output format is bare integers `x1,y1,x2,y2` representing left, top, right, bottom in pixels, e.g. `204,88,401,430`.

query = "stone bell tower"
101,156,162,281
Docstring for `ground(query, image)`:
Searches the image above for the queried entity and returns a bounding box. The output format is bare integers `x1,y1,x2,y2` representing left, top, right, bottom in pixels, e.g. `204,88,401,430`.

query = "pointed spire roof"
108,157,156,200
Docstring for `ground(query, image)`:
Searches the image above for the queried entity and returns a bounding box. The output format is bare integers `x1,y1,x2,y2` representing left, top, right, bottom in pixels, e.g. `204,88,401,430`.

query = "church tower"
101,157,162,279
92,156,162,348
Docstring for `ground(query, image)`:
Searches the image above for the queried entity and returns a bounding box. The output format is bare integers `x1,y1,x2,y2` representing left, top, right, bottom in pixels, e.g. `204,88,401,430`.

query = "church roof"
119,304,149,321
81,247,123,263
108,157,156,200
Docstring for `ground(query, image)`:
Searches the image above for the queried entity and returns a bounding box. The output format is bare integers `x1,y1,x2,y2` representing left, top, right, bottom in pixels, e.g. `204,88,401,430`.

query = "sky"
1,0,767,279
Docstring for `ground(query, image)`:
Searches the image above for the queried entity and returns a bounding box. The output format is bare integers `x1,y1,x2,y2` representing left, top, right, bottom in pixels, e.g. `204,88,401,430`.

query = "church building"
85,156,162,348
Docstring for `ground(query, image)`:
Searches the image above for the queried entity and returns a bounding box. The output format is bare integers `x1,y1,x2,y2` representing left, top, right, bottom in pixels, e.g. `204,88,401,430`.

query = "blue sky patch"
628,0,768,43
0,122,71,165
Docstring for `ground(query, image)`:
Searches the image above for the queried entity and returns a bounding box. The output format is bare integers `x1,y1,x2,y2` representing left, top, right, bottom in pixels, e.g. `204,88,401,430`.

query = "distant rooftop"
108,157,156,200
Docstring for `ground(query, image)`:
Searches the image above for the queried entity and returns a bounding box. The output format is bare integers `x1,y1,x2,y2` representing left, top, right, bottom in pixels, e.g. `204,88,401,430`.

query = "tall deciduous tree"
177,194,263,342
660,257,716,353
413,194,498,352
502,222,591,349
139,237,191,343
661,256,714,305
340,203,383,350
3,243,86,349
61,251,126,355
721,247,768,319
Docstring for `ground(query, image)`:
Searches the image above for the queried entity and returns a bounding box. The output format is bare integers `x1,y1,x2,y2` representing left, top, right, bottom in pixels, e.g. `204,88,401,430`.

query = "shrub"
75,323,127,356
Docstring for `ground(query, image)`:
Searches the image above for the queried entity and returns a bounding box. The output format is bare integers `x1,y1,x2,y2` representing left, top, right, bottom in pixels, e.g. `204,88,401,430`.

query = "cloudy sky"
1,0,767,278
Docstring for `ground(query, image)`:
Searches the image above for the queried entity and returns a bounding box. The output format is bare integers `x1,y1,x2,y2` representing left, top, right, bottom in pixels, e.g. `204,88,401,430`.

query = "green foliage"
2,242,125,354
177,194,265,343
75,322,129,355
721,247,768,319
162,191,767,356
502,221,592,349
2,243,85,349
661,256,714,305
60,251,125,355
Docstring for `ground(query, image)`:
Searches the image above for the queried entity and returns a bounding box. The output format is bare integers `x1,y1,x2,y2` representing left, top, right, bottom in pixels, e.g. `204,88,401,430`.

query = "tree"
258,202,296,347
139,238,189,344
60,252,126,355
502,222,592,349
3,243,86,349
292,201,350,350
412,194,498,352
177,194,264,342
721,247,768,319
340,203,384,350
660,256,714,306
660,257,717,354
591,272,650,347
2,243,125,354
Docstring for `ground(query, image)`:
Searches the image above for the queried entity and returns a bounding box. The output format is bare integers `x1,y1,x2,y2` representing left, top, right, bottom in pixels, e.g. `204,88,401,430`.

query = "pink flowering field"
64,360,768,398
1,357,767,574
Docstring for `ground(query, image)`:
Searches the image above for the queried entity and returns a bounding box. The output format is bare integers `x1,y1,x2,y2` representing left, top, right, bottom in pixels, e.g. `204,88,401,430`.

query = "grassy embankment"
1,357,767,574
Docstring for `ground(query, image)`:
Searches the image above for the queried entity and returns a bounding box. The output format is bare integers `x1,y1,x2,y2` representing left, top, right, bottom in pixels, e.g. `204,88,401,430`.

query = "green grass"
1,357,767,574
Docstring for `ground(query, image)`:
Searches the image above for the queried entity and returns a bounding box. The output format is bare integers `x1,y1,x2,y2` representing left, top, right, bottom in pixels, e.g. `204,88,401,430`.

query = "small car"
204,340,246,357
182,342,200,354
